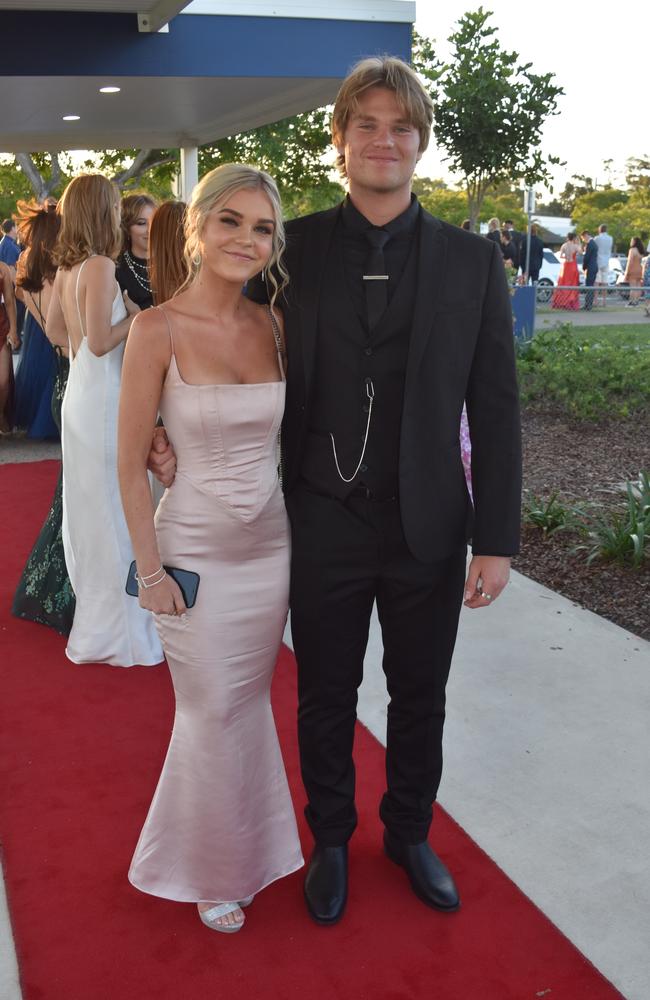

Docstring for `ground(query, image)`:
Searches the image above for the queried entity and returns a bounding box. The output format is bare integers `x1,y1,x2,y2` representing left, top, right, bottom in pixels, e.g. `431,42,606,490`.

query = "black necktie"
364,228,390,331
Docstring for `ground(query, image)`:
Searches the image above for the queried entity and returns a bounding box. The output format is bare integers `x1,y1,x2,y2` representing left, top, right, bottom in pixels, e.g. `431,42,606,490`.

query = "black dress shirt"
340,194,420,329
299,196,420,500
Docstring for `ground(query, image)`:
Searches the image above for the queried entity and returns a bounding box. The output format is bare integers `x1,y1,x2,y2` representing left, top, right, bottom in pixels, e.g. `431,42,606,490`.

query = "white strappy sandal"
198,895,255,933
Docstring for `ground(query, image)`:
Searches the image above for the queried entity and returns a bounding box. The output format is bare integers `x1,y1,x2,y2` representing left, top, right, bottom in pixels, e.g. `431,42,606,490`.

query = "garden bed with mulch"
512,410,650,642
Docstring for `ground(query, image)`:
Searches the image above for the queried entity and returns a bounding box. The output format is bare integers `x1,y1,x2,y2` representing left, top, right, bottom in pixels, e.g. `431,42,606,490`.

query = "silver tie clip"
363,275,389,280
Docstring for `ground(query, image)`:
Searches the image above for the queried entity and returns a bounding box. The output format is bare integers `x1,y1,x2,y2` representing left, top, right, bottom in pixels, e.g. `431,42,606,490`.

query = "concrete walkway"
283,568,650,1000
0,436,61,465
536,304,650,328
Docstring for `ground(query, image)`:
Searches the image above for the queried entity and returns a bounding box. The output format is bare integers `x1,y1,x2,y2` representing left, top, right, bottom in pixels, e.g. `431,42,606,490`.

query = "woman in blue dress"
14,201,60,439
12,202,76,635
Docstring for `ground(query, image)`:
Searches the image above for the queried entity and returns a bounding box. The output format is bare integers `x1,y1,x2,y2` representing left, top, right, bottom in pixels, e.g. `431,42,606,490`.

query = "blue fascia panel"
0,12,411,78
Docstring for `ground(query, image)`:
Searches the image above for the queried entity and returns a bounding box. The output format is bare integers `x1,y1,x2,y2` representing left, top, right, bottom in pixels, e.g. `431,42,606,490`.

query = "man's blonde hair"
181,163,288,307
54,174,122,269
331,56,434,178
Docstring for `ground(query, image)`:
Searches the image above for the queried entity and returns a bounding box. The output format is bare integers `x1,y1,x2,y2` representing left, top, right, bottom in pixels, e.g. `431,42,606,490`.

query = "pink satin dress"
129,307,303,904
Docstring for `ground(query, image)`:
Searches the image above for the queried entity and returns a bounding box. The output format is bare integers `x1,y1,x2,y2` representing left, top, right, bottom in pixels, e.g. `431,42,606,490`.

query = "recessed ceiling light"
62,115,80,121
100,86,120,94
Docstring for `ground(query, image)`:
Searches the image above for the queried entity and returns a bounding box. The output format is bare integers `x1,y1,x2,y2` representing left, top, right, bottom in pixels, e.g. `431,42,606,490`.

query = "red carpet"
1,461,623,1000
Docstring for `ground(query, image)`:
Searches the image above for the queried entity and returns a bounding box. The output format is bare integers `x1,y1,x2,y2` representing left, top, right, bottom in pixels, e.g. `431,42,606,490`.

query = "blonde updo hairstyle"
181,163,288,307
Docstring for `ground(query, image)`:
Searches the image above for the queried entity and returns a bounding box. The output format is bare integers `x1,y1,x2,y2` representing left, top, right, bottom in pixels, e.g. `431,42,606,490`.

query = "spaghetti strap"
75,258,89,339
268,306,285,382
158,306,175,356
27,289,47,332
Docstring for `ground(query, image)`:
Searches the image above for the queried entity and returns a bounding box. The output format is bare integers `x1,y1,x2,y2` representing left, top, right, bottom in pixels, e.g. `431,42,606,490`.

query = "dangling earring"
193,252,202,267
261,269,266,283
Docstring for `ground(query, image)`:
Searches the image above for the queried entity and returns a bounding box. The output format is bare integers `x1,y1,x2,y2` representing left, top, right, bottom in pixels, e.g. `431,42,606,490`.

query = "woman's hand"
148,426,177,487
138,572,187,616
123,291,141,317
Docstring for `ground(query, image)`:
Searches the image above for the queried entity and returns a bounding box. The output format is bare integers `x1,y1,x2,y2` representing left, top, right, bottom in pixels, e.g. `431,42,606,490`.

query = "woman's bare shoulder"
246,297,284,328
83,255,115,277
129,305,172,344
126,309,173,373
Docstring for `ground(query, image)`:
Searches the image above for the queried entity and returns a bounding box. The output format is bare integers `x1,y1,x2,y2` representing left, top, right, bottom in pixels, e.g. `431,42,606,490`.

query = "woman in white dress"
47,173,163,667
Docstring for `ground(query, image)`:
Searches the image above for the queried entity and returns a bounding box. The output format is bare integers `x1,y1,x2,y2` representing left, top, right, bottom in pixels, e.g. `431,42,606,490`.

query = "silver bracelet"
136,567,167,589
138,564,164,582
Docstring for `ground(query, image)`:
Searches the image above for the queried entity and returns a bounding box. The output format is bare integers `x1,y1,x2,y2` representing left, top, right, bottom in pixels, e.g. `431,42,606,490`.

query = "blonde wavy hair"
54,174,122,269
331,56,434,179
181,163,288,307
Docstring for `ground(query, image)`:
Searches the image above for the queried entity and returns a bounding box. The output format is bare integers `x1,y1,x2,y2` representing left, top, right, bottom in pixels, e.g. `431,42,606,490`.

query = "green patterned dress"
12,349,76,635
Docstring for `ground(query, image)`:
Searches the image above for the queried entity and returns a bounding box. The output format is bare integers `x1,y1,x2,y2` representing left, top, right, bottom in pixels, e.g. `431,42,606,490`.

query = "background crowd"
476,214,650,308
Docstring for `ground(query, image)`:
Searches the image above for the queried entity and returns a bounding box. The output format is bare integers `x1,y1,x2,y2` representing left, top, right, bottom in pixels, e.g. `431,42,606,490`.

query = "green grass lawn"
568,324,650,348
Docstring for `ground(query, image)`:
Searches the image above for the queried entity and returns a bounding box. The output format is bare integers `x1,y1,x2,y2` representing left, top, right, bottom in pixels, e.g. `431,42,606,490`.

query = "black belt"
347,485,397,502
296,480,397,503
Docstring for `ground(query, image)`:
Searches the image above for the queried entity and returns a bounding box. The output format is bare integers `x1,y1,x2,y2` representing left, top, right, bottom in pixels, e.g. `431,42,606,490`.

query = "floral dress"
12,349,76,635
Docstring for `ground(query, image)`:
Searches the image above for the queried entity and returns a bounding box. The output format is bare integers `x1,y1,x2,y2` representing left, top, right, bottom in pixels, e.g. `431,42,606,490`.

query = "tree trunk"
466,187,481,232
466,177,488,233
15,152,62,201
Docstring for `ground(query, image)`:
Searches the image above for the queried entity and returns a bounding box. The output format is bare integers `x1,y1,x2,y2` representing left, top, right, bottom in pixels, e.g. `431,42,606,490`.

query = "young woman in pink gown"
118,165,303,934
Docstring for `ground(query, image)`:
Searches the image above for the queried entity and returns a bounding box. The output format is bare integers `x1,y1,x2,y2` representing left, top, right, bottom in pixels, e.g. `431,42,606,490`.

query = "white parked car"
573,254,620,288
535,249,561,302
538,252,622,297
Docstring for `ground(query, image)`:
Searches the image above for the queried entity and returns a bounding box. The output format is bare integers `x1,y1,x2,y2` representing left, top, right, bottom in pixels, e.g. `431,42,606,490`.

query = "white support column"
180,146,199,202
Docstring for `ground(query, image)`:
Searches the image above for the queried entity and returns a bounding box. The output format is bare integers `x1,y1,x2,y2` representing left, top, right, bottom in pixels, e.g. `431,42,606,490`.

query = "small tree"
414,11,564,230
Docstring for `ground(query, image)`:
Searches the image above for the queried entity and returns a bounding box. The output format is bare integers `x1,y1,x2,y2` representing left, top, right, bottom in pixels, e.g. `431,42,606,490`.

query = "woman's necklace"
124,249,151,293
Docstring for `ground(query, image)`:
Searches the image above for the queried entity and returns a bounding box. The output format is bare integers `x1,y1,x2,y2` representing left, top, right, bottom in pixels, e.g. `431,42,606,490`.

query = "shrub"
525,473,650,569
523,492,578,536
577,472,650,569
516,323,650,419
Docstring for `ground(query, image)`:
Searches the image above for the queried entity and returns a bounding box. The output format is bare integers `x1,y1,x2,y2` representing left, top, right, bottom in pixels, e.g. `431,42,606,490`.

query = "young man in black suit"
581,230,598,309
151,57,521,925
262,56,520,924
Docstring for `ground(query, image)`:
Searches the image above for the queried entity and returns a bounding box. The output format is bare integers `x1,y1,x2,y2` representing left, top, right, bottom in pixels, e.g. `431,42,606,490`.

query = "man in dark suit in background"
524,224,545,284
581,230,598,309
150,56,521,926
503,219,524,273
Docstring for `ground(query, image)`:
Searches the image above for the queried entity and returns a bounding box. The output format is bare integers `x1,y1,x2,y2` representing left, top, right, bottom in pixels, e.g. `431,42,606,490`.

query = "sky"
413,0,649,195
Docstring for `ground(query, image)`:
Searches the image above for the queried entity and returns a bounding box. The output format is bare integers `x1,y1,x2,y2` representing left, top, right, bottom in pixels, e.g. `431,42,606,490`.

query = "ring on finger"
479,591,493,601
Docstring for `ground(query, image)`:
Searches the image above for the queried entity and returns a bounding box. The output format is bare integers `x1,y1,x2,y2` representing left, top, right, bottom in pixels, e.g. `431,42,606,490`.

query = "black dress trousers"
287,483,467,847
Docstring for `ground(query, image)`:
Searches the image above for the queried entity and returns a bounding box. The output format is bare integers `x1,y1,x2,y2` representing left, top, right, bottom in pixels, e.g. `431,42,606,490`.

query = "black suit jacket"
526,235,544,274
252,204,521,562
583,239,598,275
